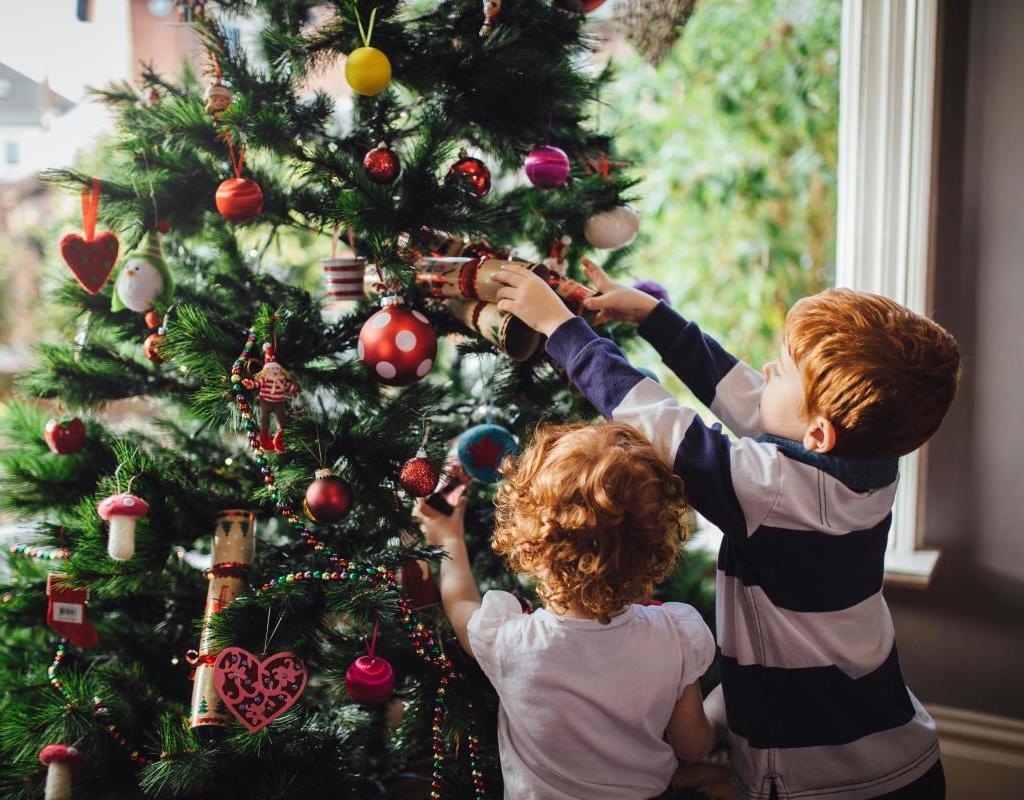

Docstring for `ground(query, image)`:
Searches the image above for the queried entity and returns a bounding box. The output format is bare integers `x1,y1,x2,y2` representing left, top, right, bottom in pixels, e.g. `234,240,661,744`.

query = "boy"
493,260,960,800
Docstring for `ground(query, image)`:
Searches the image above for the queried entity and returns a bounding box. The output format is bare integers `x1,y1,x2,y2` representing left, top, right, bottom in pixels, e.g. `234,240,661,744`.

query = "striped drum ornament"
322,256,366,301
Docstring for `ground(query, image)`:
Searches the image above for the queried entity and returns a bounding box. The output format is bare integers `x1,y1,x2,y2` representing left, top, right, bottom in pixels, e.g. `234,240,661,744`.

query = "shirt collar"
756,433,898,492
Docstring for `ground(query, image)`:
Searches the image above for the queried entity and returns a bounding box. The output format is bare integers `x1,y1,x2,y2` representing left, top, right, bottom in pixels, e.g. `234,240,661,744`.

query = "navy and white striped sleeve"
546,317,782,539
637,301,766,439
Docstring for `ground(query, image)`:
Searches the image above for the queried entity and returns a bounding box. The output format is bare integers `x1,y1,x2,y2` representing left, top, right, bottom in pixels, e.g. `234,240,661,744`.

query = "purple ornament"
632,279,670,305
524,145,570,189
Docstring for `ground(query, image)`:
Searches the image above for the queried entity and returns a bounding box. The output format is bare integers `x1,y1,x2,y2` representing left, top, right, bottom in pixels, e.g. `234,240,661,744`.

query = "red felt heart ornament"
60,231,120,294
213,647,307,732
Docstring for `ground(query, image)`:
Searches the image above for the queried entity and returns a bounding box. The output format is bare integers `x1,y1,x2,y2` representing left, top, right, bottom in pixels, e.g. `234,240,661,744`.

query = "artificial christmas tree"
0,2,716,798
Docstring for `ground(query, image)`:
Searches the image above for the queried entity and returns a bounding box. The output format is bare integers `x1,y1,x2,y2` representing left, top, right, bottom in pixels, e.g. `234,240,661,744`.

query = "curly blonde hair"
493,421,689,623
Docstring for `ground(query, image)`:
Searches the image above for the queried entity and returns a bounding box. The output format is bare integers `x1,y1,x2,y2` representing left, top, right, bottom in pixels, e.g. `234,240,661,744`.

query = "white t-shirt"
467,590,716,800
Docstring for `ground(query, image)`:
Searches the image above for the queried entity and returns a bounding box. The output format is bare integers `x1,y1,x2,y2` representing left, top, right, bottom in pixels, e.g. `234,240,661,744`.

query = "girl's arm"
666,682,716,762
413,497,482,656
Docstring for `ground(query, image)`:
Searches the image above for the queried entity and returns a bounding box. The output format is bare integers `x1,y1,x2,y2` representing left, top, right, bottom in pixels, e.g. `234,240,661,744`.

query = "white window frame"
690,0,943,586
836,0,941,586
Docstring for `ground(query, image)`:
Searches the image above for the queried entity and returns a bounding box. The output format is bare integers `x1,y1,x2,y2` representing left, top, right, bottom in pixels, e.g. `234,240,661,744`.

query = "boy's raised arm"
582,258,765,439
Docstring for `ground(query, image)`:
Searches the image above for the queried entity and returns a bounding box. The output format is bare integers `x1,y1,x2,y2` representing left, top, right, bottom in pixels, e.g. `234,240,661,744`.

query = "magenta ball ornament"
345,655,396,704
524,145,570,189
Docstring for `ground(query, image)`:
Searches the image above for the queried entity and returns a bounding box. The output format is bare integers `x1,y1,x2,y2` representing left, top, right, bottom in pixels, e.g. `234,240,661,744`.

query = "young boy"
493,260,960,800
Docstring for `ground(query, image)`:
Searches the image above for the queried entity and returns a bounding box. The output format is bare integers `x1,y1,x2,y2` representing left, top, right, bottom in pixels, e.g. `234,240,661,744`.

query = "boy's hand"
413,496,468,547
494,264,576,337
580,258,660,326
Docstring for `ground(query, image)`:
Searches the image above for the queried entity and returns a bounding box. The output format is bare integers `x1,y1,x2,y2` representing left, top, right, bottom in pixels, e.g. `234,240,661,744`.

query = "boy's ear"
802,415,838,454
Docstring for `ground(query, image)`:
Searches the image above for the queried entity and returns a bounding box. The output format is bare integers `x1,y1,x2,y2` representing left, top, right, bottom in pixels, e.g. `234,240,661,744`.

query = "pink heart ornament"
213,646,308,732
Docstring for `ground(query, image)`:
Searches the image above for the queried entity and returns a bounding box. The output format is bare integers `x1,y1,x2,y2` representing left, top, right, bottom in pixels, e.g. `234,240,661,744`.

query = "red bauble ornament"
303,468,353,524
345,655,395,704
143,332,164,363
556,0,607,12
446,150,491,198
215,178,263,222
44,418,86,455
364,141,401,184
399,448,441,497
358,297,437,386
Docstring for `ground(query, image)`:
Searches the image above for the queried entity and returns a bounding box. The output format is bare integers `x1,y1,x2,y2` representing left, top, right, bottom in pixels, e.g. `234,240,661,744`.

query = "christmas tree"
0,2,715,798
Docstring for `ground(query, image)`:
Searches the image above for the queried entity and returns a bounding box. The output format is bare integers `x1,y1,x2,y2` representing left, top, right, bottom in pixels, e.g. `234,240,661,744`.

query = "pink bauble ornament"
524,145,570,189
358,297,437,386
345,655,396,704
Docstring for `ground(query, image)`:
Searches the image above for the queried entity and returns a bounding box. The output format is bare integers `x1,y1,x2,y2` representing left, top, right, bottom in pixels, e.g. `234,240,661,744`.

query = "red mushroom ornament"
39,744,85,800
97,493,149,561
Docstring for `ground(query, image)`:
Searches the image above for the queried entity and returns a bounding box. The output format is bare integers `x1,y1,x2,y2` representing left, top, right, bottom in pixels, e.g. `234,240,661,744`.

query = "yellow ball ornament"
345,46,392,96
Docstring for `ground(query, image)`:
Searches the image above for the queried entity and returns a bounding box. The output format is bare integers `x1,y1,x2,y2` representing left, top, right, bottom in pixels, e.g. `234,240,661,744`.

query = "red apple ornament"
44,418,86,455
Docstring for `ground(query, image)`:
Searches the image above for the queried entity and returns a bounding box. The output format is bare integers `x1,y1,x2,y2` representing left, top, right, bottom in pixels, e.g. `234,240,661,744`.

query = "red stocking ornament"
46,574,99,648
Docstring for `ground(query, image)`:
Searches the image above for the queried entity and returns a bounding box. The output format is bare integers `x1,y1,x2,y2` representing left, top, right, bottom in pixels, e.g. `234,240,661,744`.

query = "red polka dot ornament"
358,296,437,386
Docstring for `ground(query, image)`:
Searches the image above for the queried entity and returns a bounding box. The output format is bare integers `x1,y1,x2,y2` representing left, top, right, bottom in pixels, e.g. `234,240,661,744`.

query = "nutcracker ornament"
480,0,502,36
204,81,232,115
111,230,175,313
358,296,437,386
241,343,300,453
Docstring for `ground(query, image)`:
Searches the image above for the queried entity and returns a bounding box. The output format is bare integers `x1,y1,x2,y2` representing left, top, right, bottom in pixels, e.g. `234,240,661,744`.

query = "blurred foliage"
606,0,839,391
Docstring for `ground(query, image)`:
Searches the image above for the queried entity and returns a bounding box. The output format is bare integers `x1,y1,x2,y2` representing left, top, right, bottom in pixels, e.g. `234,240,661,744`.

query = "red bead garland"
230,327,487,800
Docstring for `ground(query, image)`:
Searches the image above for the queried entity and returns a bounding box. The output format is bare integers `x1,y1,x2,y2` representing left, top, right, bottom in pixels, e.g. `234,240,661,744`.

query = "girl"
414,421,716,800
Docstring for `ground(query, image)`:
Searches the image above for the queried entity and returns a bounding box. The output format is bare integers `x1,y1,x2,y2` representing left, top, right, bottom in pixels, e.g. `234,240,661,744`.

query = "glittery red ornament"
303,468,353,524
358,297,437,386
399,448,440,496
445,150,491,198
345,655,395,704
215,178,263,222
143,332,164,363
363,141,401,184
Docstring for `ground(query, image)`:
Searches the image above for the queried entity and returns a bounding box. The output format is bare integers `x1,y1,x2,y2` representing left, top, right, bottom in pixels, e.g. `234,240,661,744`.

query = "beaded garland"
230,327,487,800
8,544,69,562
49,638,152,766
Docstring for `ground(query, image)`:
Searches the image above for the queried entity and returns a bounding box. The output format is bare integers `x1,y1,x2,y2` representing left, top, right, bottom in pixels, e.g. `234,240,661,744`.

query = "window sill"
686,519,941,590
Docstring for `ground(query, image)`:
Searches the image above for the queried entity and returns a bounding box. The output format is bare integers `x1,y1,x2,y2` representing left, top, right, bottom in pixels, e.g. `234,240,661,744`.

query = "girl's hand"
580,258,660,326
494,264,576,337
413,496,467,547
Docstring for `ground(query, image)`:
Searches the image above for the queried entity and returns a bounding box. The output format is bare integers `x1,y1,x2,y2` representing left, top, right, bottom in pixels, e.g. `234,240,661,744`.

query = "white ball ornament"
584,205,640,250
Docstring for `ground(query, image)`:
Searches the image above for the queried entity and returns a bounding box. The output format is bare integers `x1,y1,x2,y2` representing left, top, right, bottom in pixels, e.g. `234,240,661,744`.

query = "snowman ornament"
112,231,175,313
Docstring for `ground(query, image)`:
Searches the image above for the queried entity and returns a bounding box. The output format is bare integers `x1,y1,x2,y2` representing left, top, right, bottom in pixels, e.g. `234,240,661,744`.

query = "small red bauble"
358,297,437,386
446,150,491,198
399,448,440,497
364,142,401,184
556,0,607,12
345,655,395,704
44,418,86,455
215,178,263,222
143,332,164,363
303,468,353,524
524,145,570,189
156,219,172,234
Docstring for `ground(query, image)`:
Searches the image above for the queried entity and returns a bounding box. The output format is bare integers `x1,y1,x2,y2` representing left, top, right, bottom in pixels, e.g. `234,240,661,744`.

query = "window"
836,0,941,586
4,141,19,166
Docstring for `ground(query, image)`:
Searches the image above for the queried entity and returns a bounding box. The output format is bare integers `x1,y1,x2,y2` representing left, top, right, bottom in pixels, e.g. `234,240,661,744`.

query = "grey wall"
888,0,1024,720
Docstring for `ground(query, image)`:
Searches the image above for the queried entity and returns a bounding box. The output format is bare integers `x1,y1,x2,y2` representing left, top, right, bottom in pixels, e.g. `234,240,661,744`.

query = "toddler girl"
414,421,716,800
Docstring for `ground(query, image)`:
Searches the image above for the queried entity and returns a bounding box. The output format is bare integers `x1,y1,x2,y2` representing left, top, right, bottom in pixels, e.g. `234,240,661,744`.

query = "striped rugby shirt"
545,303,940,800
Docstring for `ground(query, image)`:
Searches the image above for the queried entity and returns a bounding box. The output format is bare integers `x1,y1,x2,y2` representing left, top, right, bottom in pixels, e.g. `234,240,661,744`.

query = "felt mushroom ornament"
38,744,85,800
98,492,149,561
